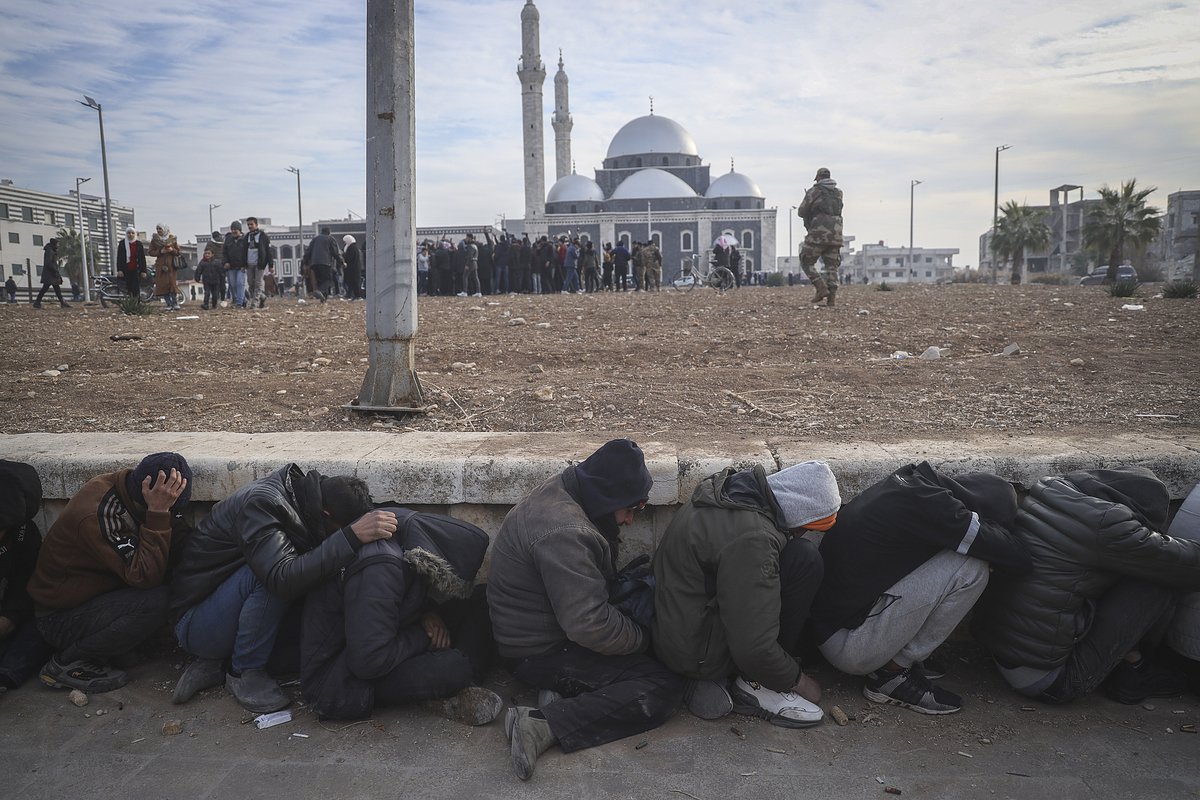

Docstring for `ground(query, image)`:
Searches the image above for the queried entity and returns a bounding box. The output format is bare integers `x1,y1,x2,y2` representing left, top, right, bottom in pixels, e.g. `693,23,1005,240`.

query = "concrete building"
518,1,775,283
843,241,958,285
1158,190,1200,281
0,179,134,282
979,186,1102,277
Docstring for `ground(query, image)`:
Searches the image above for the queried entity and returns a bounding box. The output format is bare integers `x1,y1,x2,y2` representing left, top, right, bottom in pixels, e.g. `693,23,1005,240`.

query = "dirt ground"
2,282,1197,442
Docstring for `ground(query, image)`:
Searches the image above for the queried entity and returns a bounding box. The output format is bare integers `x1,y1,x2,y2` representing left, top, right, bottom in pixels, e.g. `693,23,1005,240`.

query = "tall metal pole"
208,203,221,234
287,167,305,297
789,204,798,271
358,0,422,409
910,179,922,283
991,144,1012,283
79,97,114,275
75,177,92,301
646,201,652,243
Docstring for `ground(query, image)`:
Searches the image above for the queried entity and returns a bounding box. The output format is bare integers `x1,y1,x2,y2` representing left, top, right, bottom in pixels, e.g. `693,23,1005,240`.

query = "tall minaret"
552,50,573,182
518,1,547,231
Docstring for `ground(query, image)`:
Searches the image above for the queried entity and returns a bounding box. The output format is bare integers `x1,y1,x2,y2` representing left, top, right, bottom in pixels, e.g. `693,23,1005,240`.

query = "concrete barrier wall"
4,432,1199,563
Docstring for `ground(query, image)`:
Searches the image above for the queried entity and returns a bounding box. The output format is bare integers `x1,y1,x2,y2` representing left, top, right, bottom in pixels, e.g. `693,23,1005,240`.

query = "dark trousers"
36,586,169,664
508,643,684,753
202,279,221,309
1040,579,1179,704
123,269,141,298
34,283,65,305
312,264,334,298
778,536,824,657
374,586,496,705
0,621,53,689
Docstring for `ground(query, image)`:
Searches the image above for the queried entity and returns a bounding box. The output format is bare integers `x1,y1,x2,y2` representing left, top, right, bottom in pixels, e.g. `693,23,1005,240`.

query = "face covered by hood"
378,506,490,603
917,463,1018,529
0,459,42,531
572,439,653,522
1064,467,1169,531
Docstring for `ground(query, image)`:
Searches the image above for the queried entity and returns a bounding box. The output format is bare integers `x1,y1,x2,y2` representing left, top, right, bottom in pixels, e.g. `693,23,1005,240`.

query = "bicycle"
93,268,184,308
672,257,735,294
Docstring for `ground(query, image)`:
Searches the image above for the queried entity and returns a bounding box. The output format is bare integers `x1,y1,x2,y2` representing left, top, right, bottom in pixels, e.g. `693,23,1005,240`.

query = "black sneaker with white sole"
684,679,734,720
40,655,128,693
863,666,961,715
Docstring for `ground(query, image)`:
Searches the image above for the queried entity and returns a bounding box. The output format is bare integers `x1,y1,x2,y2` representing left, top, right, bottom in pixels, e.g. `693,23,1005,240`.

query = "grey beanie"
766,460,841,528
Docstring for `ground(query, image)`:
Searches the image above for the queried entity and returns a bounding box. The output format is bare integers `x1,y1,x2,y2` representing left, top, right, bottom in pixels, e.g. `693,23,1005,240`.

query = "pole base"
343,400,429,415
357,338,424,408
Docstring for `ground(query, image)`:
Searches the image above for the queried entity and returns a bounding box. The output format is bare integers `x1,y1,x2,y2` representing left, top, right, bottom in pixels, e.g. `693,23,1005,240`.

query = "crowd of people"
3,446,1200,780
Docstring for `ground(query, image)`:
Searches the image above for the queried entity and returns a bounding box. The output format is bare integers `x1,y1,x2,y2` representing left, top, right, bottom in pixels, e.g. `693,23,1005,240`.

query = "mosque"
517,0,776,282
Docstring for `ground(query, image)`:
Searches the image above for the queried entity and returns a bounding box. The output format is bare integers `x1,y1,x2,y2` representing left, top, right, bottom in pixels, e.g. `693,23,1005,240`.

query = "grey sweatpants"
819,551,989,675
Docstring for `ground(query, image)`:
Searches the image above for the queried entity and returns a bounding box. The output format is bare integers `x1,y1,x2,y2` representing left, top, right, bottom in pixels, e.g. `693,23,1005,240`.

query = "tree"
991,200,1051,285
1081,179,1162,283
56,227,99,290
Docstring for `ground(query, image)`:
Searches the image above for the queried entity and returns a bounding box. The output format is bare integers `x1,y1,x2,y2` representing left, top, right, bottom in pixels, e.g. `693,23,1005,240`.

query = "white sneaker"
731,676,823,728
456,292,468,297
472,292,482,297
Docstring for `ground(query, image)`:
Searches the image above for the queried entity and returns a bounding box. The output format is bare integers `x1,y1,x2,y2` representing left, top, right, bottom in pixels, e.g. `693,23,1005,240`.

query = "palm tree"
991,201,1051,285
56,227,99,293
1081,179,1162,283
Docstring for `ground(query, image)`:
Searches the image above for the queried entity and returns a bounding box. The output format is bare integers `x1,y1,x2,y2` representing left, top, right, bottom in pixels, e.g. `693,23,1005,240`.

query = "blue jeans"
565,267,580,293
175,564,290,673
227,269,247,307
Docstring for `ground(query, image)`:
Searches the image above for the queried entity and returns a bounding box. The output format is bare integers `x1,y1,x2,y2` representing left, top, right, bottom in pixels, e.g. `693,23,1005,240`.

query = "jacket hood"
697,466,788,530
816,178,838,189
1063,467,1169,530
912,462,1017,528
377,506,489,601
573,439,653,521
0,459,42,529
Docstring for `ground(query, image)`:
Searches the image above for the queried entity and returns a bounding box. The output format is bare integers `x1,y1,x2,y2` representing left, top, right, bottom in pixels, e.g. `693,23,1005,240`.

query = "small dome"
606,114,699,159
706,170,764,199
611,168,697,200
546,173,605,203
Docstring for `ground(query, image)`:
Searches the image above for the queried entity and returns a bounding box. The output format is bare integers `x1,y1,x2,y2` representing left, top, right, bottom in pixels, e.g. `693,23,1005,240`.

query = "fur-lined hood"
353,506,490,599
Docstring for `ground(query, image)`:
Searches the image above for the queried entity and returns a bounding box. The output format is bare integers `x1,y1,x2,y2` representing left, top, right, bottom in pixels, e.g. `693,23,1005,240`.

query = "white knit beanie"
765,461,841,528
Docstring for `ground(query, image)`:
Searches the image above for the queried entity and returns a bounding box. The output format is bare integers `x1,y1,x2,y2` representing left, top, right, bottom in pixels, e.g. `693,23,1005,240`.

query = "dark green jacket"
652,466,801,692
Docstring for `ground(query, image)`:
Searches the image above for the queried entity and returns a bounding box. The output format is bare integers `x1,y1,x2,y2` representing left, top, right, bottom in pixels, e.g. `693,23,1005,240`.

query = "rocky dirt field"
2,282,1196,442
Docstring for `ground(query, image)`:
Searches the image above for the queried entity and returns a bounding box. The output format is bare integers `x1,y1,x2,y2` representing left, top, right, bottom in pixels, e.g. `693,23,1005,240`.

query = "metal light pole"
79,96,114,275
208,203,221,234
287,167,305,297
991,144,1012,283
789,204,798,271
909,179,923,283
75,177,92,301
646,201,652,243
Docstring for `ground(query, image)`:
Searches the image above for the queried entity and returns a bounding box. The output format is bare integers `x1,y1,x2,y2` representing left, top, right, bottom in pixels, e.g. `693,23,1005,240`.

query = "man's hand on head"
350,509,397,543
144,469,187,514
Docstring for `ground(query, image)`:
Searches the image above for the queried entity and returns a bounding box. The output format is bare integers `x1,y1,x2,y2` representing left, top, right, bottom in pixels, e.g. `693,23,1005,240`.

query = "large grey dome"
606,114,699,159
611,168,697,199
705,169,764,199
547,173,605,203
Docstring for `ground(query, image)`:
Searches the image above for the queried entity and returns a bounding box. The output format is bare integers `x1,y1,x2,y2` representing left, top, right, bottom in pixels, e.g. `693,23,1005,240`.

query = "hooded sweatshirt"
811,461,1031,645
301,506,490,719
0,460,43,627
653,464,838,691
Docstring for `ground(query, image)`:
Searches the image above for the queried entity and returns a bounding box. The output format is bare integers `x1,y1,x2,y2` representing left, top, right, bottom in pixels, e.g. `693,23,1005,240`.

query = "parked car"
1080,265,1137,285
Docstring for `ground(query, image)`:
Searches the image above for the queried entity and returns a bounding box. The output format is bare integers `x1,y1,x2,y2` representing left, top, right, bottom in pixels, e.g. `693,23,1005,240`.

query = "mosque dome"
547,173,605,203
706,170,764,199
606,114,699,159
610,168,697,200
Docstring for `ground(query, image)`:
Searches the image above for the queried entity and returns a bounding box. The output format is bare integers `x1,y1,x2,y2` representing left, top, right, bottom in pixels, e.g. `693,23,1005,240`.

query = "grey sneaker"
684,679,733,720
863,667,961,715
226,669,289,713
172,658,224,704
40,655,128,693
509,706,558,781
427,686,503,726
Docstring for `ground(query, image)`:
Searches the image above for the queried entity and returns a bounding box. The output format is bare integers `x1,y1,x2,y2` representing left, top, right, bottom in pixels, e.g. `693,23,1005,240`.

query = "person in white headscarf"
342,235,363,300
149,223,181,310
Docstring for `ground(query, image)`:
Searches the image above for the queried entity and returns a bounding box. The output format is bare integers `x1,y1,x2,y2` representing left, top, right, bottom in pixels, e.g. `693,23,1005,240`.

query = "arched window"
681,231,693,251
618,231,632,248
281,245,293,259
661,156,669,166
650,231,661,248
270,246,279,260
741,230,754,250
744,256,754,271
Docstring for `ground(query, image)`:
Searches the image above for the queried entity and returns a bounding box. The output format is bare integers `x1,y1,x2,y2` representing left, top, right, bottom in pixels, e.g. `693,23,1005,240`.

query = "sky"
1,0,1197,268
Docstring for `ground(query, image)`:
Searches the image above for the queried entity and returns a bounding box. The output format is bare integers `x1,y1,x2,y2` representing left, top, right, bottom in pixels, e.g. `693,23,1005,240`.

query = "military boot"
810,277,829,304
509,706,558,781
825,283,837,307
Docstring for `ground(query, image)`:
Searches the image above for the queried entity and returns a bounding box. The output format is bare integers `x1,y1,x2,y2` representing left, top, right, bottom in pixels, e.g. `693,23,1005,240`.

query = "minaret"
518,0,547,232
552,50,573,183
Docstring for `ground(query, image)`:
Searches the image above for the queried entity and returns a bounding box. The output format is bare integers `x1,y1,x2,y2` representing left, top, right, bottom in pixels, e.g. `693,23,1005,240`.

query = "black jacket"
169,464,361,616
303,234,344,268
300,507,489,719
343,243,361,276
811,461,1031,644
40,245,60,286
972,469,1200,671
242,229,273,270
223,232,247,269
0,460,43,628
116,239,148,274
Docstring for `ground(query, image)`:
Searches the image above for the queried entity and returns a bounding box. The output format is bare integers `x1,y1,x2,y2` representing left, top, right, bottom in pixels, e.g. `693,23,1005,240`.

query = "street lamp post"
992,144,1012,283
79,96,114,275
287,167,305,296
75,177,92,302
208,203,221,235
910,179,923,283
789,204,798,272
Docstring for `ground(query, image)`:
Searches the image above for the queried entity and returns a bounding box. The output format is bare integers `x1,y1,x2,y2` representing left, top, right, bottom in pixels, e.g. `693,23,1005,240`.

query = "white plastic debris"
891,351,911,360
919,346,942,360
254,710,293,729
174,315,200,320
1120,304,1144,311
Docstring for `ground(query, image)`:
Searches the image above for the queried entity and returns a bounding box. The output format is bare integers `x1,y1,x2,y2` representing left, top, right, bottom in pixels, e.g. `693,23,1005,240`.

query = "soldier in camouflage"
797,167,844,306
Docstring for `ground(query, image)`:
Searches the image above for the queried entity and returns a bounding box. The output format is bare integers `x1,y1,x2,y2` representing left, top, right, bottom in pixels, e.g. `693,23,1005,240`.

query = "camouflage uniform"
797,169,844,304
643,243,662,291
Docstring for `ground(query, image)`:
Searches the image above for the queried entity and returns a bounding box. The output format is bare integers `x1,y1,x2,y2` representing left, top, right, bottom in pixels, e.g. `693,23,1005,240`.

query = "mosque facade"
518,1,776,282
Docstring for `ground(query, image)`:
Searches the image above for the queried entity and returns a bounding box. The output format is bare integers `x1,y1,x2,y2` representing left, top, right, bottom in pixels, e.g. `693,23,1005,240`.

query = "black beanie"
573,439,653,521
125,452,193,514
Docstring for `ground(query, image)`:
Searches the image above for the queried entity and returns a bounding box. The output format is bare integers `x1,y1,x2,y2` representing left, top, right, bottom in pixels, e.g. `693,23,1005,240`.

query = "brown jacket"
28,470,177,611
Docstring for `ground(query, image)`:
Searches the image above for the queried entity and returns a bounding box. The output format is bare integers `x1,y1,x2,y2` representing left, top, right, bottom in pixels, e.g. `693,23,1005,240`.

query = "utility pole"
789,204,798,272
910,180,923,283
992,145,1012,284
75,177,92,301
79,96,114,274
286,167,305,297
208,203,221,235
357,0,422,410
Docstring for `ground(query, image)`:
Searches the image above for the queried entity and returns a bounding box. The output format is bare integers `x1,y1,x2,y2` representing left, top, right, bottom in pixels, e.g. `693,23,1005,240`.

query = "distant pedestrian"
224,221,247,308
581,240,600,293
194,250,222,311
563,238,581,294
342,235,363,300
459,234,481,297
416,242,431,295
303,227,344,302
244,216,273,310
33,239,69,309
5,276,17,304
116,227,148,301
613,242,631,291
797,167,844,306
150,224,181,310
601,243,614,291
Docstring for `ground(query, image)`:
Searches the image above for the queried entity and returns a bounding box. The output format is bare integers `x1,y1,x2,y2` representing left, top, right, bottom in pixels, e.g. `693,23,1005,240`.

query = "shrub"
1106,280,1140,298
118,296,156,315
1136,263,1165,282
765,272,785,287
1030,273,1070,285
877,281,894,292
1163,280,1198,299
